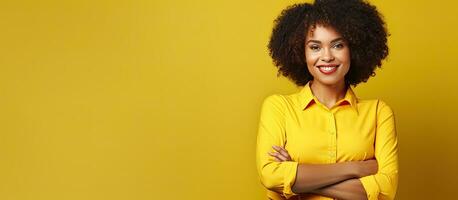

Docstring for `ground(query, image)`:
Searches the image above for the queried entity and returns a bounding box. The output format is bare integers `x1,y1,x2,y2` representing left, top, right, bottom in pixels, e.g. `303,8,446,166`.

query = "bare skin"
268,25,379,199
269,145,378,200
312,179,368,200
305,25,351,110
268,24,379,200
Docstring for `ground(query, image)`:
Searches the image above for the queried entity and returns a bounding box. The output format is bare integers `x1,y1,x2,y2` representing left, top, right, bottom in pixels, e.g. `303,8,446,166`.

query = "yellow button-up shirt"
256,82,398,200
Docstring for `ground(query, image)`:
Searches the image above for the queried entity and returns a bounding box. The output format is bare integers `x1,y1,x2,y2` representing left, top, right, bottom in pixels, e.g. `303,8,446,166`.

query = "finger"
272,145,281,151
277,148,292,160
268,152,287,162
273,146,292,161
272,151,289,161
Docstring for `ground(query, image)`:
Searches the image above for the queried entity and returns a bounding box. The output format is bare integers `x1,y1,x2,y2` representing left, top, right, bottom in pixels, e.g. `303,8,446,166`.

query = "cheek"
305,58,317,74
333,50,351,71
338,49,351,64
305,51,319,67
340,51,351,73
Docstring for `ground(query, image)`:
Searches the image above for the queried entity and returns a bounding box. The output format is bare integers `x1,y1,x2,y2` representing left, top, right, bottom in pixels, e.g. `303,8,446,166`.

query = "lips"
317,64,339,75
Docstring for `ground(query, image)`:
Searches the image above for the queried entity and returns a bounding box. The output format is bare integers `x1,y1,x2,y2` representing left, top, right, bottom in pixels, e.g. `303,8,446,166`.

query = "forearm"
291,162,358,193
311,178,368,200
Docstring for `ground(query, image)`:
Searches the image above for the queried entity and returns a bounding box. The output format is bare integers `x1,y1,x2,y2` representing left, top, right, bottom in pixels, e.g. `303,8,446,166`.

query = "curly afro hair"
268,0,389,87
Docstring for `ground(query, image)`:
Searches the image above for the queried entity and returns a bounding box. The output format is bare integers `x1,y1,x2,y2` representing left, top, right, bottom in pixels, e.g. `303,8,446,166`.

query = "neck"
309,80,347,109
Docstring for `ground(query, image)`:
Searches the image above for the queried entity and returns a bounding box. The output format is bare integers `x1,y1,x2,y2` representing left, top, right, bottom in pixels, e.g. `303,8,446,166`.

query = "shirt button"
330,130,335,134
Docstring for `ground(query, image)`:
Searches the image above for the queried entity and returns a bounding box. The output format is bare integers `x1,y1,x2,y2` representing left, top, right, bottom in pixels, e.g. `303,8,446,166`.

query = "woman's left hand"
268,145,292,162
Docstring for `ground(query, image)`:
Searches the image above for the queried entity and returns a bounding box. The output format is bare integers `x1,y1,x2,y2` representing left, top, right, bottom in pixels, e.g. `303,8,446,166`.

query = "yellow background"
0,0,457,199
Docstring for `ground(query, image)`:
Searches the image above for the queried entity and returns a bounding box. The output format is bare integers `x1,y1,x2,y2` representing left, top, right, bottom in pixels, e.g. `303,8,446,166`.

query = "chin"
314,77,345,86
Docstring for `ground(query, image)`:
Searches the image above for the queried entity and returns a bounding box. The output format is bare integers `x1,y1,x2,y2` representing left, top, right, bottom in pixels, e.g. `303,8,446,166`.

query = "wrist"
346,161,361,178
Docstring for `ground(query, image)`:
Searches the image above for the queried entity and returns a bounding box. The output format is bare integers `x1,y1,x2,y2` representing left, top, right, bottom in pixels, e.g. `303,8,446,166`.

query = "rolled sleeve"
360,175,381,200
256,95,299,199
360,100,399,200
260,161,299,199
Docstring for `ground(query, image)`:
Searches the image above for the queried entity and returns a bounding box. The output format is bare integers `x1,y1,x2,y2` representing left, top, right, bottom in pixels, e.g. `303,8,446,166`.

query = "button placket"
328,112,337,162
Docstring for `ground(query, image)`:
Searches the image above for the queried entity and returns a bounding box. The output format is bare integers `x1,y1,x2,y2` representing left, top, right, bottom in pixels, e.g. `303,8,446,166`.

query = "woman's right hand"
355,159,378,177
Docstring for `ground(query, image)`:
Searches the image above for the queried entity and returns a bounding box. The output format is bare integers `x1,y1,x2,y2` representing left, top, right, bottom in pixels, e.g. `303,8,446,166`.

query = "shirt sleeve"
359,100,399,200
256,94,299,199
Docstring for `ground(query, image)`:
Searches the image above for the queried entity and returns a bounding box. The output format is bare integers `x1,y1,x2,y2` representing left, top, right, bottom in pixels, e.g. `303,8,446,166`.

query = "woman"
256,0,398,200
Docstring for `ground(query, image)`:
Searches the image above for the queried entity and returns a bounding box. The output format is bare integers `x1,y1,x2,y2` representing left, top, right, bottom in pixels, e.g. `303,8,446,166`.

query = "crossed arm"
269,145,377,200
256,96,398,200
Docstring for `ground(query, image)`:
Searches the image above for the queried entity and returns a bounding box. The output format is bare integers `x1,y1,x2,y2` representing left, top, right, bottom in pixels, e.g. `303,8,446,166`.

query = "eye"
309,45,320,51
333,43,345,49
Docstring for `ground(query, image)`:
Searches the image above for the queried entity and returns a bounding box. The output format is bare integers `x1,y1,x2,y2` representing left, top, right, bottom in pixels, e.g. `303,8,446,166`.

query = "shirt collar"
297,81,359,114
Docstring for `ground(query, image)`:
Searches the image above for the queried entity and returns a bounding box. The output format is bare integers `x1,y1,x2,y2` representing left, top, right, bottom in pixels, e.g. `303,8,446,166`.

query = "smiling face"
305,24,350,87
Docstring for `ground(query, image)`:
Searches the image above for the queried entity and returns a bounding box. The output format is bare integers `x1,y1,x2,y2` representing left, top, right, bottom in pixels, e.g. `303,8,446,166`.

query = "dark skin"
267,24,379,200
269,145,378,200
267,1,389,87
266,1,388,199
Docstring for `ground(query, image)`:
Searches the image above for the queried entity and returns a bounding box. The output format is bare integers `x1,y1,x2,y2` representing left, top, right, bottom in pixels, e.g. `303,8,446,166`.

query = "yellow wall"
0,0,457,199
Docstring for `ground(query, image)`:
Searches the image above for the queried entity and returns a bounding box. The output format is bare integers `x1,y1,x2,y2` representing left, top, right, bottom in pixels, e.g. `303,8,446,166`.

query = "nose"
320,48,335,62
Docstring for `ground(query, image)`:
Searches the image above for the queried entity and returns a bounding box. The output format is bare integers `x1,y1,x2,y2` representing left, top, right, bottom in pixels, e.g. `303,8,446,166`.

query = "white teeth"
321,66,335,71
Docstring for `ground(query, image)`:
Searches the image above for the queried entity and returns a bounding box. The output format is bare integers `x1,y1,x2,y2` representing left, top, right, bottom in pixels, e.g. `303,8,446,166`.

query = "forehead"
306,24,343,41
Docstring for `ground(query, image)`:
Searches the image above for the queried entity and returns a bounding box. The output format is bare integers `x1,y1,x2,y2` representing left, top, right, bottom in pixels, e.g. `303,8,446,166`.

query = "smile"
317,64,339,75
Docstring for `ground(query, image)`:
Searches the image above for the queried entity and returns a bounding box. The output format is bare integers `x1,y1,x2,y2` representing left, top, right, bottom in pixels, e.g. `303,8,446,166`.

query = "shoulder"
362,98,395,117
260,92,301,116
358,98,394,111
376,99,395,120
369,99,394,115
261,91,299,108
263,94,284,103
258,94,290,121
357,98,395,119
261,94,288,110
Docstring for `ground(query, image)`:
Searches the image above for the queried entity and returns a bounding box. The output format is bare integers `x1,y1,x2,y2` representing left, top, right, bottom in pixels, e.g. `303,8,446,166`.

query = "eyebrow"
306,37,345,44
